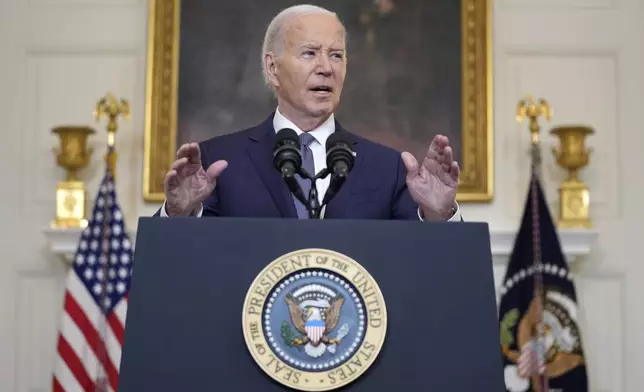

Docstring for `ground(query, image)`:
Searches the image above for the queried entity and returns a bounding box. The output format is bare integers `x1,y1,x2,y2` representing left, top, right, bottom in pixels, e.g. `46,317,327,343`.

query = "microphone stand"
297,167,330,219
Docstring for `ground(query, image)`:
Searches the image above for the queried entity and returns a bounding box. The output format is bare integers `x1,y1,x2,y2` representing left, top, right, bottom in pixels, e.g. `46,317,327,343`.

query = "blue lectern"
118,217,503,391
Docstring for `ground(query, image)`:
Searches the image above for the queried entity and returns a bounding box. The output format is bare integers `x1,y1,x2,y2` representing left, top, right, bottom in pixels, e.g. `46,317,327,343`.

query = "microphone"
273,128,307,205
322,132,355,205
273,128,302,177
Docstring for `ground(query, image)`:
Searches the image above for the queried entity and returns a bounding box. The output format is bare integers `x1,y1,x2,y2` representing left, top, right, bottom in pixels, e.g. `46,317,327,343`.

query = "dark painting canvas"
177,0,462,163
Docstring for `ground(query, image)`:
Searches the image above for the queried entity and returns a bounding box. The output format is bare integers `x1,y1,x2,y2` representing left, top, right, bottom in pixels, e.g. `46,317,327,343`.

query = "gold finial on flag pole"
516,95,552,146
516,95,552,178
94,93,130,181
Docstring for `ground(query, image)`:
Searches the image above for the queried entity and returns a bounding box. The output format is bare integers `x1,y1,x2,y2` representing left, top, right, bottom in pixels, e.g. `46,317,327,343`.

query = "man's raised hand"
401,135,459,220
163,142,227,216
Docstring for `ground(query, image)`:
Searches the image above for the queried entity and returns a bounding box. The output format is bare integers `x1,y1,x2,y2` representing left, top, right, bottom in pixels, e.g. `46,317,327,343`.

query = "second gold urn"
550,125,594,228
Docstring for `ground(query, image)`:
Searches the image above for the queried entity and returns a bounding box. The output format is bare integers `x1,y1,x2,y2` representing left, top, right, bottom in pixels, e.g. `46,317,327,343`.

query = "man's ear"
264,52,280,88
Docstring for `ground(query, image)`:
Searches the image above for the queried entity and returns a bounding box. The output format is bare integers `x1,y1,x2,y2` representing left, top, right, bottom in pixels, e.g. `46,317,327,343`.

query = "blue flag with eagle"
498,175,588,392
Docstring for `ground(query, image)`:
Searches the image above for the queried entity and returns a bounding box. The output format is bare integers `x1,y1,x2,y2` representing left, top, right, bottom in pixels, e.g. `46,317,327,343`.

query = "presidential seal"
242,248,387,391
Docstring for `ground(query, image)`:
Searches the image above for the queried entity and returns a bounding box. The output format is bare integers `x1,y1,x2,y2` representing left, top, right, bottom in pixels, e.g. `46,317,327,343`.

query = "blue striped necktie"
294,133,316,219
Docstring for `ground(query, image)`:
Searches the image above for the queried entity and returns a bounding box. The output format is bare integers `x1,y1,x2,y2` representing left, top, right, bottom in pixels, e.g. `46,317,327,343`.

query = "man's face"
267,13,347,124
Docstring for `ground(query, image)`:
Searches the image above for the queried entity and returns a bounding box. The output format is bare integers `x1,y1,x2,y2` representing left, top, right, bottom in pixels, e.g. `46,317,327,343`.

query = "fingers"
165,143,200,192
450,161,460,181
175,143,192,159
206,160,228,184
427,135,460,178
441,145,453,171
426,135,449,159
171,156,189,173
164,157,191,190
401,152,419,180
164,169,179,191
439,146,460,180
176,142,201,165
165,156,191,188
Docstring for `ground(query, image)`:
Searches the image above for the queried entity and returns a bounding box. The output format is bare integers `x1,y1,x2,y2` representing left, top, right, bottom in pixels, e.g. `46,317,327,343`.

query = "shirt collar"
273,107,335,147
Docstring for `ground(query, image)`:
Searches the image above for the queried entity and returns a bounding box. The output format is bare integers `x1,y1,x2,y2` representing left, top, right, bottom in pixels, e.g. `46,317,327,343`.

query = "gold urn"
51,125,95,228
550,125,594,228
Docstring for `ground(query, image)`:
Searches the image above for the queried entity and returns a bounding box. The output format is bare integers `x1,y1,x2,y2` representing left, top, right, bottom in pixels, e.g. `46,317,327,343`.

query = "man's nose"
315,55,333,76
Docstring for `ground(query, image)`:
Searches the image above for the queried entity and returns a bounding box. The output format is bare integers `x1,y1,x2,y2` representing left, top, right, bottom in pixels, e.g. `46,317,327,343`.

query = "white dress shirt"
161,107,461,221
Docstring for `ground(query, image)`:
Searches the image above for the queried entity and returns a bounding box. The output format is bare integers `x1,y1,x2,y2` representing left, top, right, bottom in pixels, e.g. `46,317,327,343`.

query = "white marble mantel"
42,226,598,266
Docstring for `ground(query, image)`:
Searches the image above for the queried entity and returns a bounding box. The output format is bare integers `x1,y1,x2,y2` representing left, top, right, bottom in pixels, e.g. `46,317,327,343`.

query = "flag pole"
93,93,130,391
516,95,552,392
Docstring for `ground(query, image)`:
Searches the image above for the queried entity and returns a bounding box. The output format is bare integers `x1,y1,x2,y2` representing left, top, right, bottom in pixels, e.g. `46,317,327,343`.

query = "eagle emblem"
243,250,387,390
283,284,350,358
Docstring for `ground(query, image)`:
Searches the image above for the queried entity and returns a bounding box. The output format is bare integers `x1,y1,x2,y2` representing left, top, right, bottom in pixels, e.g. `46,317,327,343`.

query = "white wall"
0,0,642,391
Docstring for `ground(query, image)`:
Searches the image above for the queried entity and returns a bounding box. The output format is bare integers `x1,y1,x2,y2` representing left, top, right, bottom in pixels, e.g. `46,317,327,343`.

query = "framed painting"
143,0,492,202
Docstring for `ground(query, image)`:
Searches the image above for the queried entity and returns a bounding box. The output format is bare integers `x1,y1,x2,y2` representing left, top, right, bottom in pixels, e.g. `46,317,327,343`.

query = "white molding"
42,227,85,264
490,228,598,264
42,226,598,266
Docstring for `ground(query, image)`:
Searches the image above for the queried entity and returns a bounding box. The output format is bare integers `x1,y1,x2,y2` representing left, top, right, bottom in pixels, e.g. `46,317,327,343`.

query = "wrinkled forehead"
283,13,346,50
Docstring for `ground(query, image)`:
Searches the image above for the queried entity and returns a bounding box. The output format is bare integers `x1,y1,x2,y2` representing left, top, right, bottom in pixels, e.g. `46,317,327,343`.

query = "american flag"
53,169,133,392
518,338,546,378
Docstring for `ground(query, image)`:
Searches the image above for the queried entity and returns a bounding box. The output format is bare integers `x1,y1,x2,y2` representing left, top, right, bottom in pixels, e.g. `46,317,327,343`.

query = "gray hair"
261,4,342,88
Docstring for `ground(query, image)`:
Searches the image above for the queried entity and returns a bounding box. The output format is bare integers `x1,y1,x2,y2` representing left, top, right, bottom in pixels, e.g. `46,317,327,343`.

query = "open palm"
402,135,459,220
164,143,227,216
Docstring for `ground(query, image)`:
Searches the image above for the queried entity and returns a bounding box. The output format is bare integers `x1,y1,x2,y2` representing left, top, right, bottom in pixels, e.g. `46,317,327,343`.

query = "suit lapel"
246,115,298,218
323,122,364,218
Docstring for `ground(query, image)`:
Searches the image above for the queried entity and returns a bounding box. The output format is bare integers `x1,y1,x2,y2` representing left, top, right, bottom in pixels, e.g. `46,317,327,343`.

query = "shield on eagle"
305,318,325,345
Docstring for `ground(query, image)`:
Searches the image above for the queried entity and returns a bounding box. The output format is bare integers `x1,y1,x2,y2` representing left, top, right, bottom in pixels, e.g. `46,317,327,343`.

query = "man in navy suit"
159,4,462,222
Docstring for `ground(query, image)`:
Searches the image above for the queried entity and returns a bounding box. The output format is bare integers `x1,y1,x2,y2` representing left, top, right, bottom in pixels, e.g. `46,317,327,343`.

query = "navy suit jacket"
166,114,422,220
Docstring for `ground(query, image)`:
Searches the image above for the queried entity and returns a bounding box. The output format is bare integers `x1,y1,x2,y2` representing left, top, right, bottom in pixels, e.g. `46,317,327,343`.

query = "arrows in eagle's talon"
291,337,309,346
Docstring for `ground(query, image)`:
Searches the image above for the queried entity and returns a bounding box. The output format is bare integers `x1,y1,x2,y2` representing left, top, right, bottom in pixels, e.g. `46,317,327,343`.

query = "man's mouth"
309,86,333,94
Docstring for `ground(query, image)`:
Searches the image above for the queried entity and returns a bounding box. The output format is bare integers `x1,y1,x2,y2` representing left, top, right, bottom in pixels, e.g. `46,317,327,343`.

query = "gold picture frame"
143,0,493,202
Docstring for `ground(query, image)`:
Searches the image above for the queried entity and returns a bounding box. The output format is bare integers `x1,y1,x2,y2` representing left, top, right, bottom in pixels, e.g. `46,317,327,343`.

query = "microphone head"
326,132,354,172
273,128,302,175
275,128,300,149
325,131,347,149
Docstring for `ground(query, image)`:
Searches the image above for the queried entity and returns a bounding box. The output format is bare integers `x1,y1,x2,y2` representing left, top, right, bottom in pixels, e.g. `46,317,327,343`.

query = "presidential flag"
52,168,133,392
498,175,588,392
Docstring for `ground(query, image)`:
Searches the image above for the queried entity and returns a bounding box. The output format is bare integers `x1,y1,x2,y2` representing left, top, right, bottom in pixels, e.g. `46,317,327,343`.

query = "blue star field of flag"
72,170,133,315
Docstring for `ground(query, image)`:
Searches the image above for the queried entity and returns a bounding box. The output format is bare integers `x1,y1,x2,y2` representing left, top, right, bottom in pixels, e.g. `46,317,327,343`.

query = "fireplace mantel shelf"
42,226,597,266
